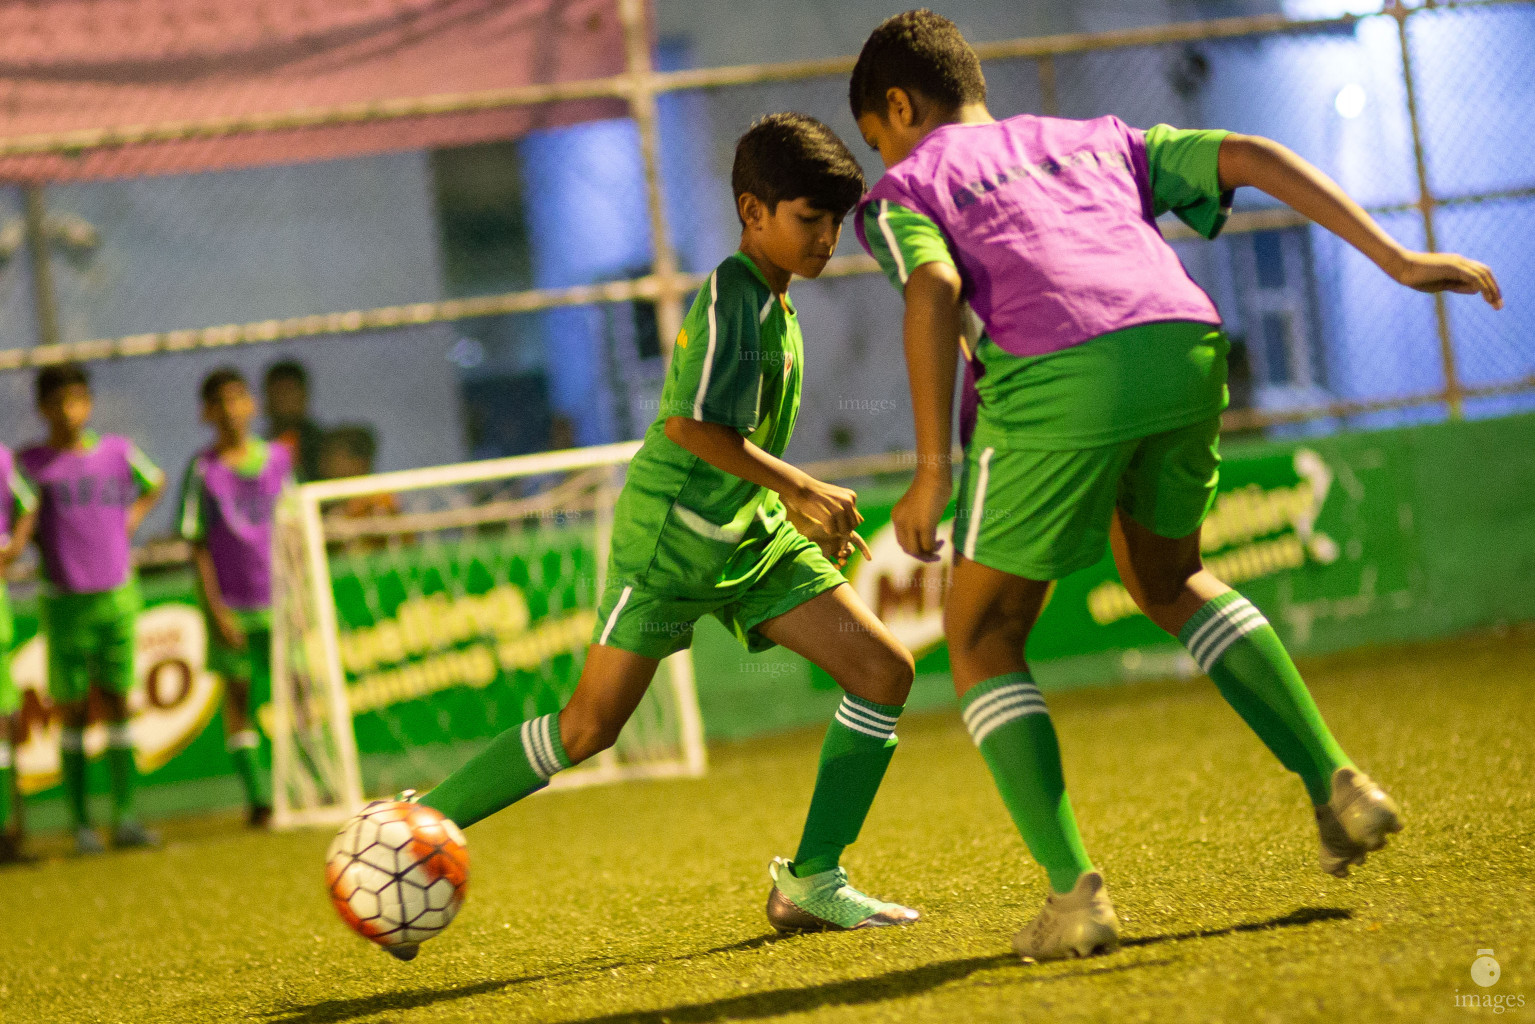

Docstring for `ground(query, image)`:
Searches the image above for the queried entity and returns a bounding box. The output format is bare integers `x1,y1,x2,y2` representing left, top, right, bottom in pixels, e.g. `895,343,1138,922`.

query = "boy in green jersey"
411,113,919,959
850,11,1502,961
0,442,39,864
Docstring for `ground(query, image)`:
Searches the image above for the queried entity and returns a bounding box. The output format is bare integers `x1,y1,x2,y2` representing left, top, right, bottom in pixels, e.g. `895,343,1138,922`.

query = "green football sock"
0,740,13,832
228,730,271,809
790,694,903,877
106,723,139,825
61,727,89,828
962,672,1094,895
1181,592,1351,805
420,713,569,829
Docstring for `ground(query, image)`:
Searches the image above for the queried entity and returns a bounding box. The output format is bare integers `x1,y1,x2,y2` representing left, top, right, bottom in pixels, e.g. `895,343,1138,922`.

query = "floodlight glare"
1335,83,1368,119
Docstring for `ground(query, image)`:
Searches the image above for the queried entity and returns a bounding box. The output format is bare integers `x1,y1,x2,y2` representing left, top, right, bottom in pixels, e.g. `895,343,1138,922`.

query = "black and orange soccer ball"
325,798,469,960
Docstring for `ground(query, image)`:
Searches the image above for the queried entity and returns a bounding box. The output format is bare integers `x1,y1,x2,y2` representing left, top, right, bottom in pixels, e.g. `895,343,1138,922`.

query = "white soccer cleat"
1012,870,1121,963
1316,766,1403,878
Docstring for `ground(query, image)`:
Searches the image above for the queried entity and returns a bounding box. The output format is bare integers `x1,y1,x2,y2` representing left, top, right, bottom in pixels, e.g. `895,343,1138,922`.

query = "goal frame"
269,440,708,829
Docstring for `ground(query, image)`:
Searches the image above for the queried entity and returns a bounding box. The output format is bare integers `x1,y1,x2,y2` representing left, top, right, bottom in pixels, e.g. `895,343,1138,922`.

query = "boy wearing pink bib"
852,10,1501,962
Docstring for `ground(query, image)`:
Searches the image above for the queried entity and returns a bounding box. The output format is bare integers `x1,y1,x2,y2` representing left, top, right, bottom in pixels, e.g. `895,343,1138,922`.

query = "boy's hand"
785,505,873,568
784,477,864,546
892,471,952,563
1392,250,1502,309
214,607,248,652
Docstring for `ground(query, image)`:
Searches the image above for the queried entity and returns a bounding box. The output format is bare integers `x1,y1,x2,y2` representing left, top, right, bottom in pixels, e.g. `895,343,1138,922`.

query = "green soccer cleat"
764,857,919,933
74,827,106,856
1316,766,1403,878
1012,870,1121,963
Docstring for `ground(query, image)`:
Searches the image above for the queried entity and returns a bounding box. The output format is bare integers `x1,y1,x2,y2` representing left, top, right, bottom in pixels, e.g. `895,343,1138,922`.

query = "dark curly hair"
36,362,89,403
731,112,866,225
200,366,248,404
849,9,987,120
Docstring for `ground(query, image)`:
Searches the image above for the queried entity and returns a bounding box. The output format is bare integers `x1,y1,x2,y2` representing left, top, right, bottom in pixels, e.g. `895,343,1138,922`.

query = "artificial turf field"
5,627,1532,1024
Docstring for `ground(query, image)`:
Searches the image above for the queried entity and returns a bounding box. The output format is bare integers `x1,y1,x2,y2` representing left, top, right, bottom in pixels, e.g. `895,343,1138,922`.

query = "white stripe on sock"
969,702,1049,746
966,694,1049,743
834,709,894,740
0,742,11,769
521,719,554,779
107,723,134,748
61,728,85,753
961,682,1042,730
598,586,633,646
836,698,899,730
1188,601,1268,671
1186,598,1264,665
537,714,564,775
1195,609,1269,672
227,730,260,751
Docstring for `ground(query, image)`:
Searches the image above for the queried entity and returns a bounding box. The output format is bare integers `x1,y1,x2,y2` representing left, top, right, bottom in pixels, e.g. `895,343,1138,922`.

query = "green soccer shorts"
207,606,272,694
0,589,17,716
955,415,1222,581
40,583,141,703
592,527,847,660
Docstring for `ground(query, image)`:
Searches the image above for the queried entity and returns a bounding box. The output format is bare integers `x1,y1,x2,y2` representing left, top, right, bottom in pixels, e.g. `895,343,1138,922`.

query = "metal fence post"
1036,55,1060,117
1393,1,1463,419
22,184,61,348
618,0,686,359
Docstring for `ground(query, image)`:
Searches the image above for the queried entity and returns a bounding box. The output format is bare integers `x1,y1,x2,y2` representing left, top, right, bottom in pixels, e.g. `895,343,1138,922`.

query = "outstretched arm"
891,262,965,563
1217,133,1501,309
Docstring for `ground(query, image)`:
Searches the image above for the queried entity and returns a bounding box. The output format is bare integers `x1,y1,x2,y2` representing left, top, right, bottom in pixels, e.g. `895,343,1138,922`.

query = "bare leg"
557,645,661,765
422,643,660,829
1108,510,1227,636
755,584,914,705
943,556,1053,697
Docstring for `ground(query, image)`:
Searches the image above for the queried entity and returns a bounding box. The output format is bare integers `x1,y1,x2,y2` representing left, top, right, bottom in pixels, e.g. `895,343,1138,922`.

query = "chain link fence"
0,0,1529,456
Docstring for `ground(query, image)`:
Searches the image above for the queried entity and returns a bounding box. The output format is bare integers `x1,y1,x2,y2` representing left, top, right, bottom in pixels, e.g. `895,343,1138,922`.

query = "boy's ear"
738,191,765,229
885,86,919,129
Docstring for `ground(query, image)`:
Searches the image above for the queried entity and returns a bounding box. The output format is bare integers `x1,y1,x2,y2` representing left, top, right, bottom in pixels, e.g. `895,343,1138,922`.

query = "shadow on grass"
260,907,1350,1024
1123,905,1352,949
256,934,786,1024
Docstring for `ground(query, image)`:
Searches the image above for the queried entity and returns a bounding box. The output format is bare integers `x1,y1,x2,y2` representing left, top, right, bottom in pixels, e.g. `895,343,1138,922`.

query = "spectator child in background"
19,364,164,854
263,360,324,483
320,424,398,554
0,441,38,864
179,368,293,828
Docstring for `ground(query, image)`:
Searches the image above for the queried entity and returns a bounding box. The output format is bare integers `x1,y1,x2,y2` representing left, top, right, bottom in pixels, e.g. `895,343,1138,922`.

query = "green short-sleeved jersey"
608,251,805,590
863,125,1232,449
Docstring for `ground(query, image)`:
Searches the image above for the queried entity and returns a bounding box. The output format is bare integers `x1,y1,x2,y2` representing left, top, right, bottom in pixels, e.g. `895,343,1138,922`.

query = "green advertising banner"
316,529,602,794
9,412,1535,820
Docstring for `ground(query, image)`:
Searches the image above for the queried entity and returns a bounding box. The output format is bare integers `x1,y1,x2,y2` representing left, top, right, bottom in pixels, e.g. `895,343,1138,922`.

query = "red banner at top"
0,0,631,182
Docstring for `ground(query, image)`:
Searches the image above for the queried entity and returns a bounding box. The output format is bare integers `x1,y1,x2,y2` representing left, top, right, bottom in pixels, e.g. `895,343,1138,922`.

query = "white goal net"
268,441,707,828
